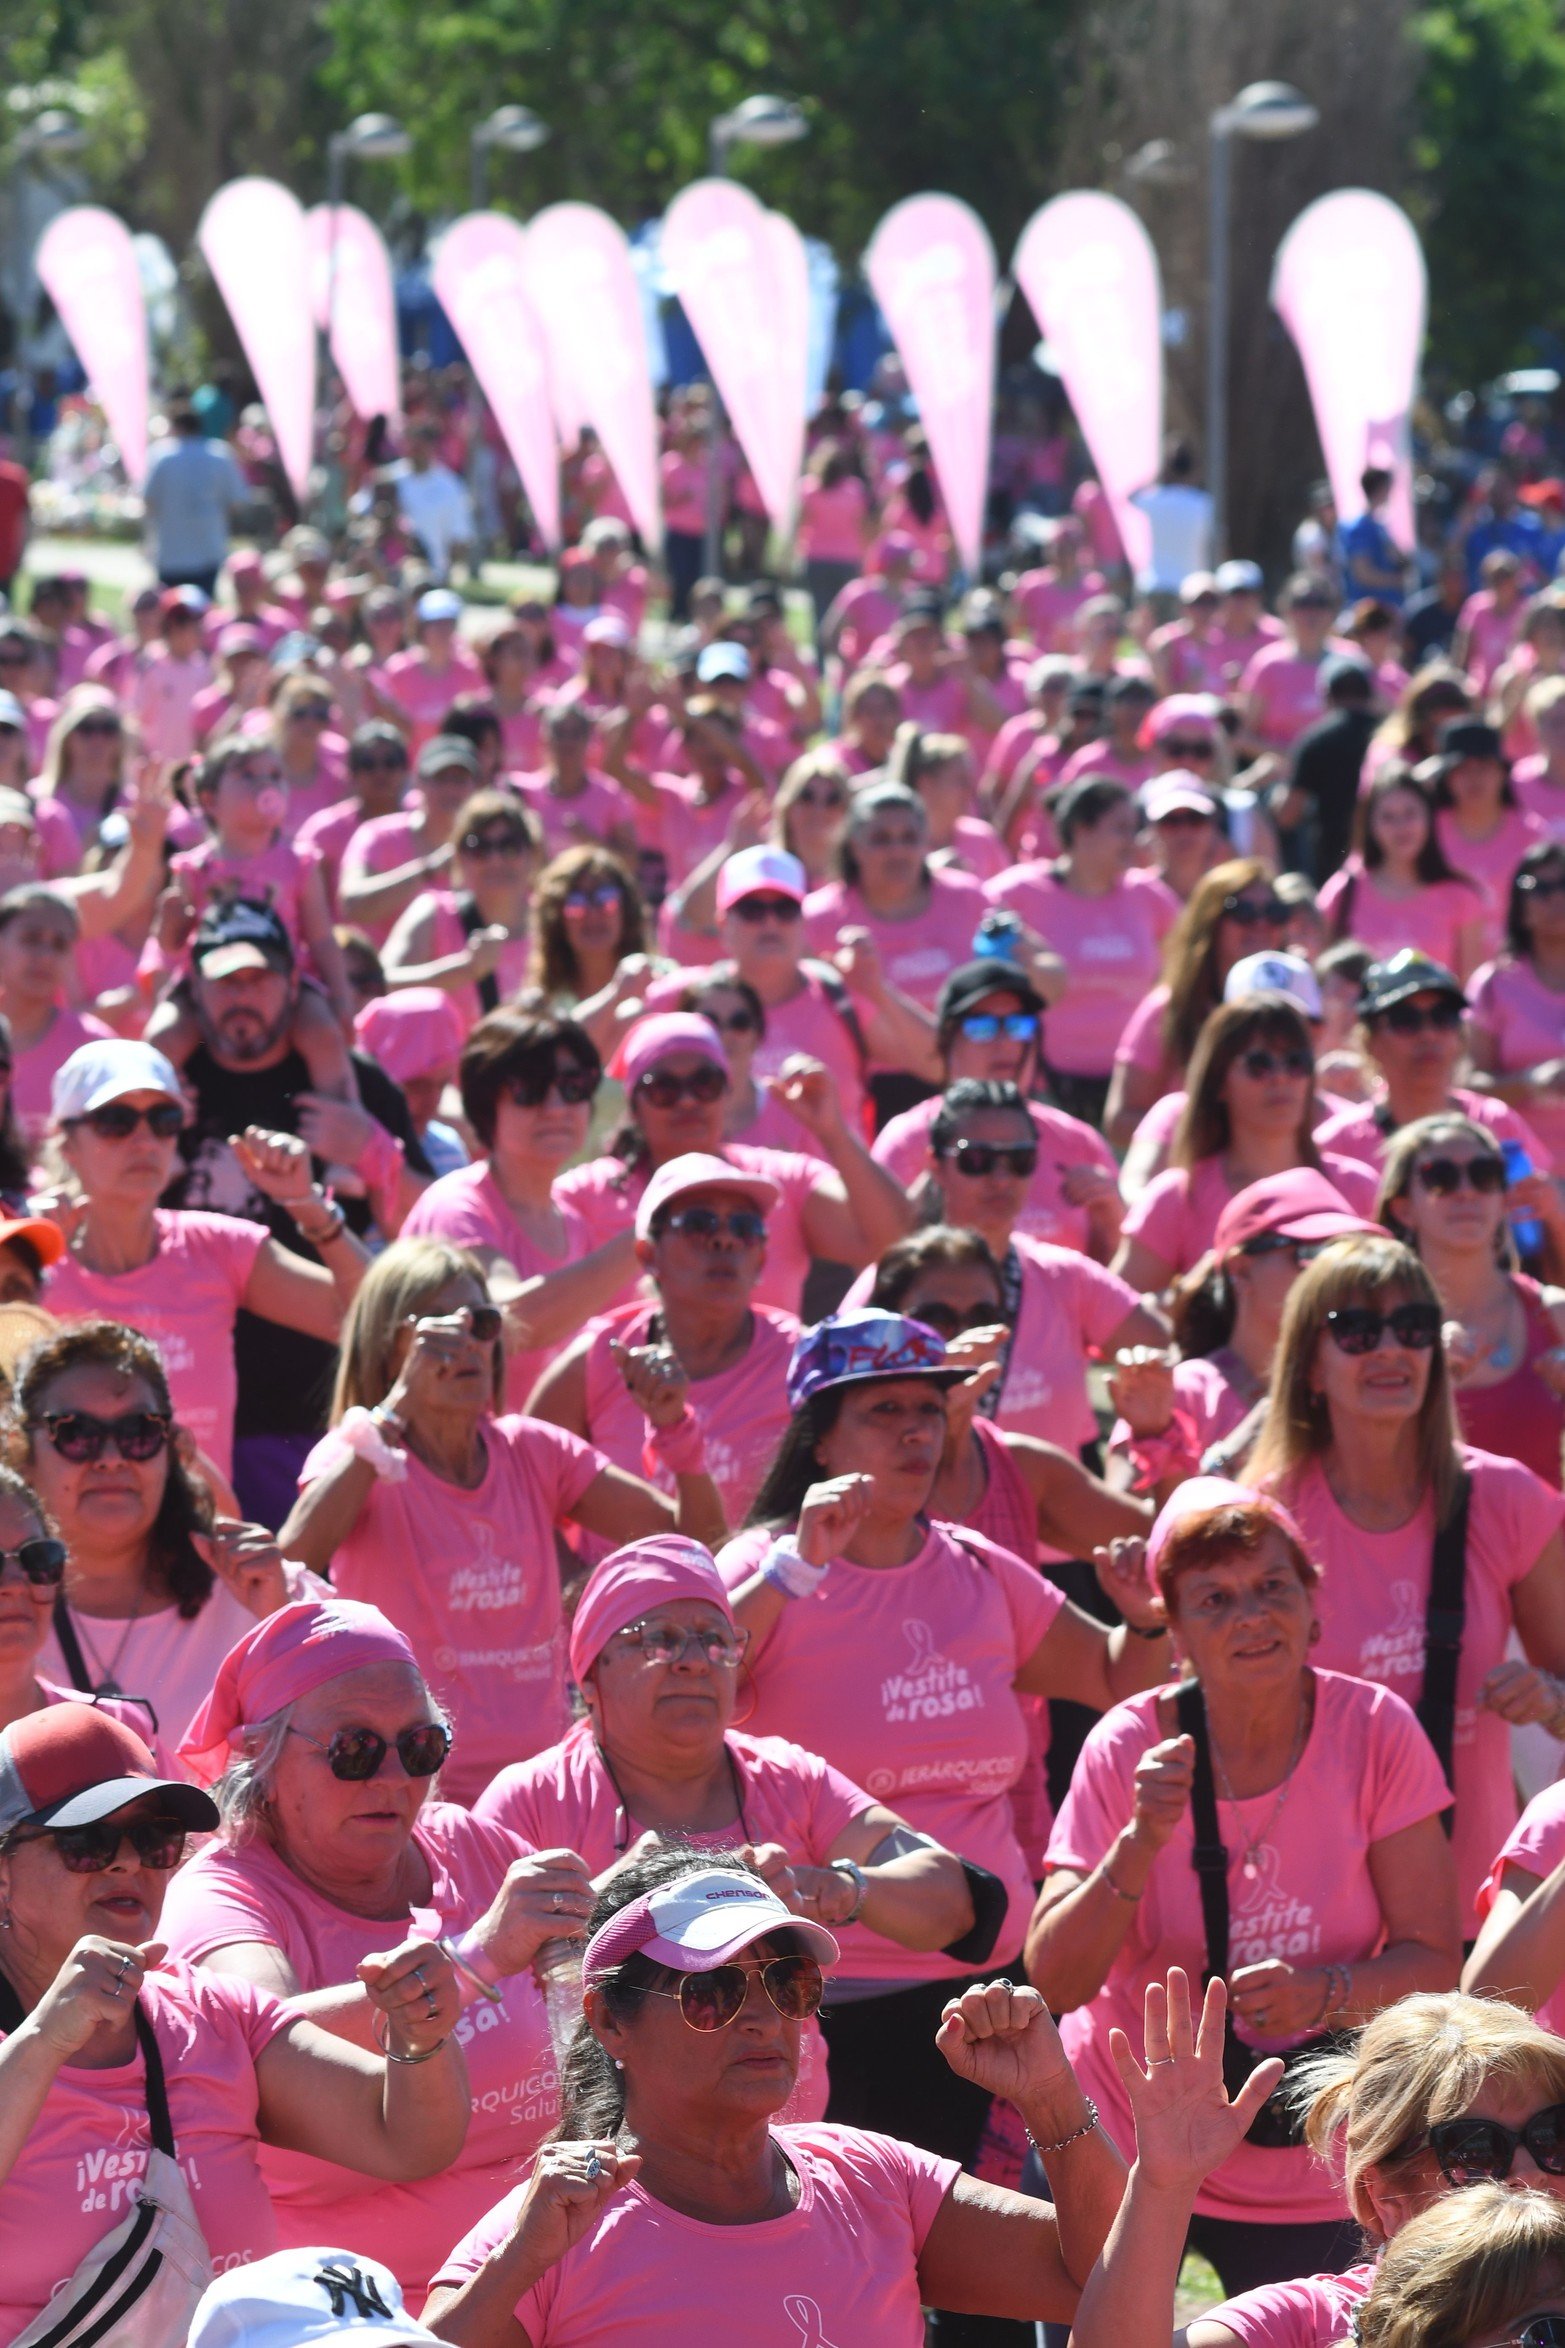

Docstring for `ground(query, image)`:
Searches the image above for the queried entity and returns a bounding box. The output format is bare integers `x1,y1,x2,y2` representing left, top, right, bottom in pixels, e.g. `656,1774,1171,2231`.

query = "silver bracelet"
1026,2098,1099,2157
372,2007,449,2065
829,1858,869,1923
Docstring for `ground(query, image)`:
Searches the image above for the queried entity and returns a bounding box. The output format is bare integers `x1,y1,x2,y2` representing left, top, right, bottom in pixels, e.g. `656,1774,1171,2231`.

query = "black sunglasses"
505,1062,599,1108
1239,1233,1327,1267
405,1304,503,1345
68,1101,184,1142
1160,736,1216,759
637,1065,727,1109
1380,998,1463,1035
462,831,528,859
73,718,121,739
642,1952,824,2032
658,1205,767,1244
1325,1303,1443,1355
287,1722,452,1781
1418,2102,1565,2186
31,1410,172,1464
1221,895,1290,928
1518,873,1565,900
704,1009,759,1037
351,752,408,774
1495,2321,1565,2348
29,1816,187,1874
939,1138,1039,1179
0,1536,67,1586
906,1299,1009,1337
1416,1155,1507,1196
729,894,801,923
1236,1046,1312,1081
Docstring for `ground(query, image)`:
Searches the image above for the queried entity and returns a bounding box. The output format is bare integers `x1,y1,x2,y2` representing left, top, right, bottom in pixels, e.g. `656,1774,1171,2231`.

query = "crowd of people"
2,397,1565,2348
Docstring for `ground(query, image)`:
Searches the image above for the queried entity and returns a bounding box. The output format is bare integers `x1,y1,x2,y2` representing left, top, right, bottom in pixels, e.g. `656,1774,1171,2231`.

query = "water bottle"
973,908,1022,961
535,1938,585,2072
1502,1138,1546,1262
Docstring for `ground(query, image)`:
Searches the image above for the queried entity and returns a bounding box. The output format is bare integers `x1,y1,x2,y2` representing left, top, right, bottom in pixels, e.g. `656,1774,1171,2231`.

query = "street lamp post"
1206,79,1317,558
701,94,808,579
470,103,550,211
321,113,409,514
5,102,88,365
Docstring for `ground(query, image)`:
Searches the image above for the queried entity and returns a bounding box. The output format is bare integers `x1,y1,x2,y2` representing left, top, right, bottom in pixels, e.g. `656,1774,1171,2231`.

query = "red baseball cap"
1213,1169,1380,1266
0,1707,217,1837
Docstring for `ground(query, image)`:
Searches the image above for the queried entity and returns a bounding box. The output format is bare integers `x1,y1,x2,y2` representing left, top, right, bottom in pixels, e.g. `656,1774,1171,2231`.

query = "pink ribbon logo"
783,2297,840,2348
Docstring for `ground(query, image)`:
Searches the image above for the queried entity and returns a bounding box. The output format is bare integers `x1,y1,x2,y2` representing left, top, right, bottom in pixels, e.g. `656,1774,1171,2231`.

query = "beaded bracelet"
1027,2099,1100,2157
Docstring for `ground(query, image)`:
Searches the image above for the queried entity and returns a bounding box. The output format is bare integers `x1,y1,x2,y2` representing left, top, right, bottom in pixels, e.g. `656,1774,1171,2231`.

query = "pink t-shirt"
574,1299,797,1532
131,648,214,763
1511,758,1565,840
983,711,1052,793
1113,984,1175,1086
161,1807,557,2297
294,794,371,911
984,866,1165,1075
830,579,901,674
718,1521,1061,1980
1468,956,1565,1166
872,1096,1120,1257
644,964,868,1147
1209,617,1286,692
0,1959,288,2340
380,646,485,748
43,1209,267,1476
169,834,320,963
1048,1673,1450,2223
392,890,530,1030
432,2123,959,2347
1054,741,1159,793
938,813,1010,882
797,476,869,565
1458,592,1525,691
515,770,635,864
1318,865,1488,973
1108,1351,1257,1471
1476,1779,1565,2038
883,664,968,736
659,450,707,537
1256,1447,1565,1926
399,1162,597,1412
338,808,431,946
1316,1086,1553,1176
301,1414,610,1802
554,1145,831,1321
803,872,988,1018
1120,1151,1380,1279
1203,2263,1375,2348
646,775,746,890
14,1004,113,1141
1012,570,1101,652
1240,642,1331,751
1436,808,1550,953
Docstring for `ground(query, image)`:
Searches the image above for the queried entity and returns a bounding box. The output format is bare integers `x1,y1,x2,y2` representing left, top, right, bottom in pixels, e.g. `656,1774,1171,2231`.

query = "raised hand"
195,1518,292,1618
796,1473,872,1568
357,1935,460,2059
1108,1346,1176,1437
1093,1536,1165,1636
1108,1968,1283,2193
29,1936,167,2061
230,1126,315,1207
609,1338,691,1432
467,1849,597,1976
935,1978,1074,2105
505,2141,642,2274
763,1055,842,1142
1129,1734,1195,1853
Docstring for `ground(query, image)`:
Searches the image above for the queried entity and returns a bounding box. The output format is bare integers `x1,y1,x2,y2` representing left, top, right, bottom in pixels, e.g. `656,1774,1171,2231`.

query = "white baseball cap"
1142,771,1219,824
1224,949,1323,1020
583,613,631,648
188,2249,435,2348
584,1862,838,1984
696,642,751,685
1215,559,1264,595
0,691,24,729
416,587,464,624
52,1039,182,1125
716,844,807,915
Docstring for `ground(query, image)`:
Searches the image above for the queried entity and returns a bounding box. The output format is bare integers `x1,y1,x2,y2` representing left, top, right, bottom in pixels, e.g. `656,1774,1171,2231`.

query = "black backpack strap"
1417,1469,1471,1828
1175,1677,1231,1987
800,958,870,1075
51,1595,97,1694
0,1968,172,2155
456,892,501,1016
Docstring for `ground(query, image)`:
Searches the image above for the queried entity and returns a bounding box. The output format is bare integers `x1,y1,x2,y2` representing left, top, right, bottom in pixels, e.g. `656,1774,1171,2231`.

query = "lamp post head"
332,111,412,162
1213,80,1319,140
712,93,809,155
14,106,89,162
475,103,550,155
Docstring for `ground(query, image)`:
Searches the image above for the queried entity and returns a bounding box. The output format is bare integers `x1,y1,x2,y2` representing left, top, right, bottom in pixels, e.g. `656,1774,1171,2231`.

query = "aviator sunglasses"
636,1065,727,1109
938,1138,1039,1179
642,1952,825,2032
1415,1155,1507,1196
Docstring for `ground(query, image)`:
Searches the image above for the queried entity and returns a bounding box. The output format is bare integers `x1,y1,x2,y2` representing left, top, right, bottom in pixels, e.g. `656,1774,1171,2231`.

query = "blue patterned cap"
786,1310,954,1410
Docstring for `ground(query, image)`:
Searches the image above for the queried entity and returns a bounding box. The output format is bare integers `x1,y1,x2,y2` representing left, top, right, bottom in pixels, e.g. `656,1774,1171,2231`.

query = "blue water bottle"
973,909,1023,961
1501,1137,1546,1260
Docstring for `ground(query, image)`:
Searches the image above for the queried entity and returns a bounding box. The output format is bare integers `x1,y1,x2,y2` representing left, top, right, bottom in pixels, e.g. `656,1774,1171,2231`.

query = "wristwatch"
829,1858,869,1924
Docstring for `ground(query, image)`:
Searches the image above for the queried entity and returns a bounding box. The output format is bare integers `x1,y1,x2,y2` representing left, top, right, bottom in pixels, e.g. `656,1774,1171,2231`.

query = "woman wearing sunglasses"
1114,999,1379,1294
1031,1479,1460,2301
1319,769,1489,982
30,686,129,878
873,958,1123,1262
1246,1233,1565,1933
0,883,115,1148
521,847,666,1060
1070,1988,1565,2348
0,1455,163,1757
40,1037,370,1481
1468,844,1565,1177
476,1538,975,2119
279,1238,693,1802
1106,859,1292,1155
266,672,353,838
426,1848,1154,2347
1379,1116,1565,1486
383,788,540,1028
769,749,852,888
0,1703,469,2341
1431,718,1549,963
555,1014,912,1322
163,1598,585,2304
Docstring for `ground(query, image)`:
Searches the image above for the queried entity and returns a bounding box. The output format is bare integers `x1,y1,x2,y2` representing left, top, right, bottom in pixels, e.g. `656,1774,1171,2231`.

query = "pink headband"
178,1600,420,1786
608,1013,729,1095
1144,1476,1313,1594
568,1537,735,1685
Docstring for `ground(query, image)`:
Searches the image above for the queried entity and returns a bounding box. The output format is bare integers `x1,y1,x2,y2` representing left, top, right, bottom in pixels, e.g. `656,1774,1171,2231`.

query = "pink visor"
178,1600,421,1785
568,1536,735,1683
608,1012,729,1093
1144,1476,1313,1593
583,1864,838,1984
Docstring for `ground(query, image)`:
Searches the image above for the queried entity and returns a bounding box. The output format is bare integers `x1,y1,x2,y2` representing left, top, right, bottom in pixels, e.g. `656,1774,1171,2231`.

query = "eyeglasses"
73,718,121,739
67,1100,184,1142
0,1537,67,1586
658,1205,767,1244
636,1065,727,1109
1239,1234,1327,1267
26,1816,188,1874
293,703,333,723
1161,737,1216,759
642,1952,825,2032
700,1010,758,1037
938,1138,1039,1179
1494,2320,1565,2348
287,1722,452,1780
796,786,847,810
31,1410,172,1463
1415,1155,1507,1197
505,1063,600,1108
609,1619,750,1668
462,831,528,860
1417,2102,1565,2186
1380,998,1463,1035
351,753,408,775
1235,1046,1313,1081
563,884,621,914
729,895,801,923
1324,1303,1443,1355
905,1299,1009,1338
1221,895,1290,929
404,1304,504,1345
957,1013,1038,1044
1518,873,1565,899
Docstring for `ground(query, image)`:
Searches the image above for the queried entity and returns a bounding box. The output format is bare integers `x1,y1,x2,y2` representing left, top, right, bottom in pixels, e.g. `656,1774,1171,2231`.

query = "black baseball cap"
938,959,1044,1026
1437,717,1506,765
193,896,295,978
1358,949,1466,1019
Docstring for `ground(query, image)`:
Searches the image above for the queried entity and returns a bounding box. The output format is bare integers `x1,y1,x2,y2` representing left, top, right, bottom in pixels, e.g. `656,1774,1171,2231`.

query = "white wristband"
334,1406,409,1482
759,1537,829,1600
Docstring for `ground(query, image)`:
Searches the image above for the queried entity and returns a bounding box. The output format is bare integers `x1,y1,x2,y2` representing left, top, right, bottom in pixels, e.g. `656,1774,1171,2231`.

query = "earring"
613,2058,624,2072
0,1897,11,1931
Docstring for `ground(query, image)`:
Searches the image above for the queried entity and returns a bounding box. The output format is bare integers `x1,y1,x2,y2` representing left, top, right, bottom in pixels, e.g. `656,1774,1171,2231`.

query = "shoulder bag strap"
1417,1468,1471,1830
50,1596,96,1695
1174,1677,1230,1987
800,958,870,1075
456,892,501,1016
0,1967,172,2158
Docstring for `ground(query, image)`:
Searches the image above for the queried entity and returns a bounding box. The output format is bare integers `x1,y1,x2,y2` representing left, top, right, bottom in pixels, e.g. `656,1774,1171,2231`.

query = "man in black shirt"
162,899,431,1527
1401,555,1467,670
1271,655,1378,883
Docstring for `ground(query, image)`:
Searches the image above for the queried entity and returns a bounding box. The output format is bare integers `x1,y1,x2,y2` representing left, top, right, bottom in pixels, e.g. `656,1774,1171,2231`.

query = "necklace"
69,1580,147,1698
1207,1695,1310,1881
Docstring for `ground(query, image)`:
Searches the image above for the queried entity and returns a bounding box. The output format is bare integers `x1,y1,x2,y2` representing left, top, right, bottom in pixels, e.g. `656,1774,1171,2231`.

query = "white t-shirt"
1129,482,1215,592
396,463,476,576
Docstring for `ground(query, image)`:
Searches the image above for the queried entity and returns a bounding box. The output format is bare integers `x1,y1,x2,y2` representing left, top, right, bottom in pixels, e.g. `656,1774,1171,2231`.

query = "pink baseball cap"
583,1863,838,1985
715,845,807,916
228,548,266,579
354,988,467,1087
634,1150,779,1242
608,1013,729,1093
1144,1476,1313,1595
568,1535,735,1682
1142,771,1219,824
1141,693,1220,747
1213,1168,1380,1266
582,613,631,649
179,1600,421,1786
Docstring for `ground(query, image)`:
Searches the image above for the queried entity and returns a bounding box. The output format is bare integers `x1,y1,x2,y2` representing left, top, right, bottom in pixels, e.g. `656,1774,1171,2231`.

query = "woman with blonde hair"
1356,2183,1565,2348
1068,1989,1565,2348
768,749,851,887
1245,1232,1565,1931
890,724,1009,879
30,685,132,876
1105,858,1289,1152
